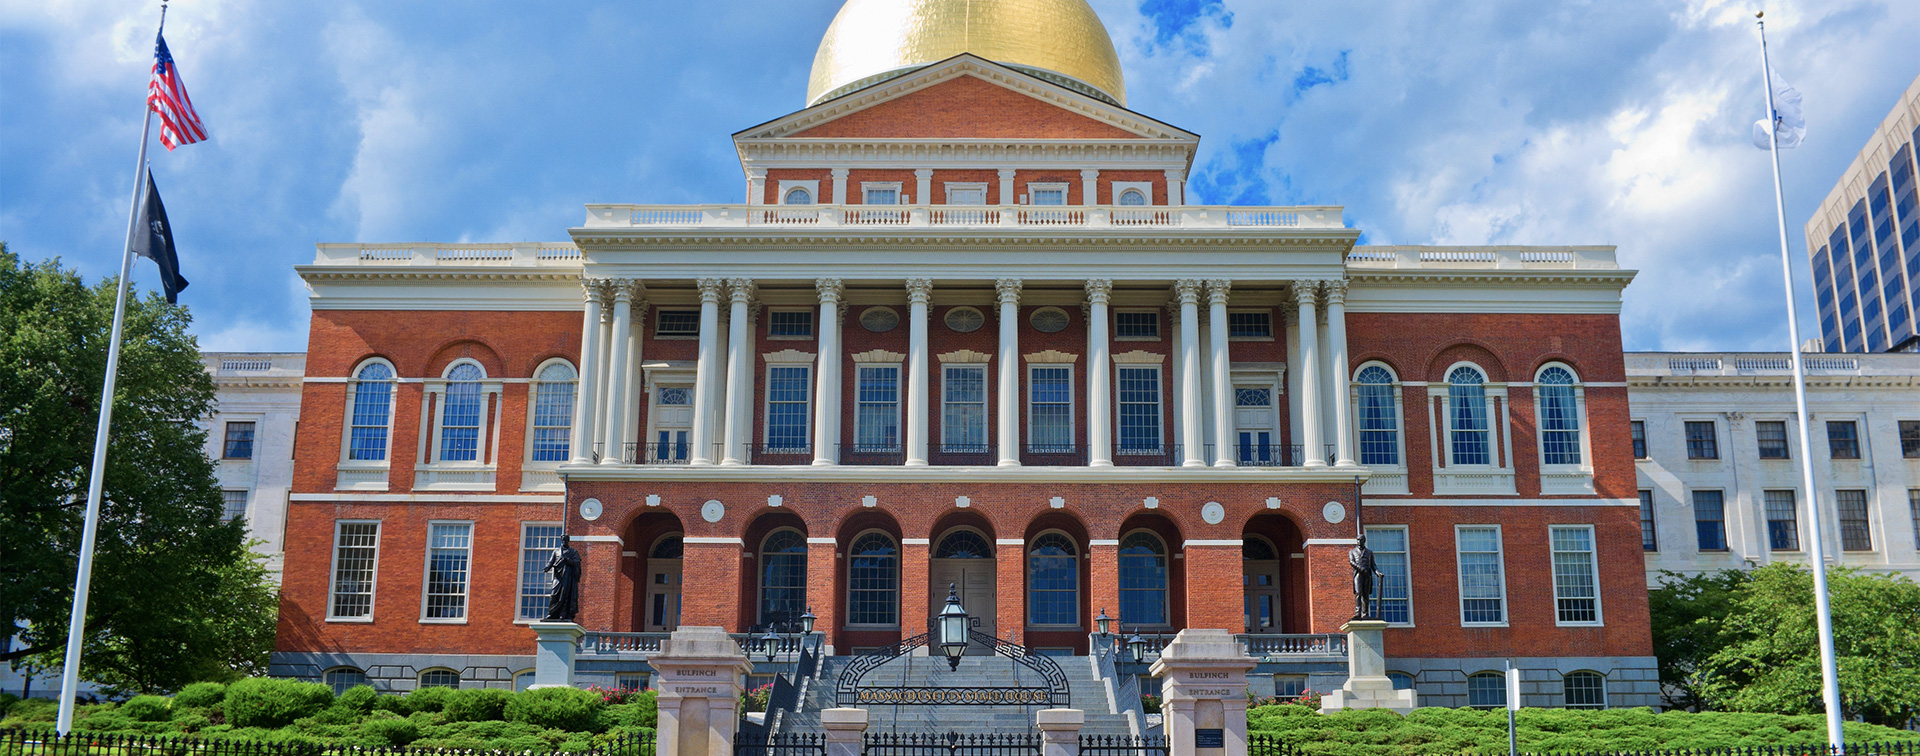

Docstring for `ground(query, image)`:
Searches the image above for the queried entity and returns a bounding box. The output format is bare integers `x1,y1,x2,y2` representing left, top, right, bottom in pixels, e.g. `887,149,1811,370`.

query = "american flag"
148,32,206,150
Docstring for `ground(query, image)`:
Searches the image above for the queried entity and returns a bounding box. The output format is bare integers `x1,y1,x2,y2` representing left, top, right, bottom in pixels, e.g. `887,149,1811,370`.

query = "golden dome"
806,0,1126,107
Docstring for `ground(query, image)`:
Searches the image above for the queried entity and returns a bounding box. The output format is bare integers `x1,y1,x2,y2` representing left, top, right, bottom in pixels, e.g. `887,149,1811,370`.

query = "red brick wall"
792,76,1140,140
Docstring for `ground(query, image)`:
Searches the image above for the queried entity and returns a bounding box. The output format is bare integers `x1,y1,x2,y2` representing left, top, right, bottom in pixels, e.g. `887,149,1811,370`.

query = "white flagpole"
54,4,165,737
1756,14,1845,754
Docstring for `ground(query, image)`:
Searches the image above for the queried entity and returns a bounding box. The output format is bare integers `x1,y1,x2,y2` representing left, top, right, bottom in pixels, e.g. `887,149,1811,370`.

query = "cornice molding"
1024,349,1078,363
938,349,993,364
569,231,1360,249
851,348,906,363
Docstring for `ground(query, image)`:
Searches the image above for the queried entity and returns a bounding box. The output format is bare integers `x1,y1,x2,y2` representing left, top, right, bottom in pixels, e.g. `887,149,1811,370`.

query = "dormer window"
1117,188,1147,205
783,187,812,205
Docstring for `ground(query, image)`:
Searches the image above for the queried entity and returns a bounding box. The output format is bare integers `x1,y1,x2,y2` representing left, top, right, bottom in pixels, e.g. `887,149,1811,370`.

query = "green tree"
1697,562,1920,727
1648,568,1750,710
0,245,276,693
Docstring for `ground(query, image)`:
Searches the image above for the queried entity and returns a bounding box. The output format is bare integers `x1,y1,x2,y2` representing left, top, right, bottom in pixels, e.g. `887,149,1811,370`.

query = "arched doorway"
644,533,683,632
930,527,996,653
758,529,808,629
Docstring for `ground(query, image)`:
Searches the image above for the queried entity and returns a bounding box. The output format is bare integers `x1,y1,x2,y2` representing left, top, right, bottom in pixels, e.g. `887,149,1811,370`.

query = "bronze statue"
1349,534,1382,620
542,541,582,622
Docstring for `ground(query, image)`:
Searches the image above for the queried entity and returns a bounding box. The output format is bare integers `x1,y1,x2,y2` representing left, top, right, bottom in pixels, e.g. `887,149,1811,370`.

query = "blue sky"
3,0,1917,353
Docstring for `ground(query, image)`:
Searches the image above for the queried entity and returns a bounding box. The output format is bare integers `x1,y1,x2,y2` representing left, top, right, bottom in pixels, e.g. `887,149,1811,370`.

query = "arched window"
1027,532,1079,626
419,669,461,689
1562,671,1606,709
1118,532,1168,626
847,532,898,626
530,362,576,462
1536,365,1583,466
439,362,486,462
784,187,812,205
324,666,368,695
1466,671,1506,708
1386,671,1415,691
1446,365,1492,466
512,669,535,692
347,361,395,461
651,535,684,559
935,530,992,559
1355,365,1400,466
1117,188,1147,206
759,529,807,627
1242,537,1277,561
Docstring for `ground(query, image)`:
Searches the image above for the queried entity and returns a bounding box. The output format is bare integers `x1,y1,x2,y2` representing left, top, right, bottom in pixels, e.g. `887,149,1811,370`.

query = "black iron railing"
0,729,655,756
1078,735,1169,756
734,732,824,756
863,732,1041,756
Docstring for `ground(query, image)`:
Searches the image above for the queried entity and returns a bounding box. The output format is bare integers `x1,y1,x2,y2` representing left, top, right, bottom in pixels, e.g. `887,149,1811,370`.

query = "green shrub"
173,682,227,708
371,693,410,714
361,716,423,746
445,688,514,722
4,697,58,723
123,694,173,722
171,713,211,733
224,677,335,728
505,687,606,733
75,707,137,732
605,692,657,729
334,685,378,713
306,704,363,726
402,685,454,713
0,694,17,713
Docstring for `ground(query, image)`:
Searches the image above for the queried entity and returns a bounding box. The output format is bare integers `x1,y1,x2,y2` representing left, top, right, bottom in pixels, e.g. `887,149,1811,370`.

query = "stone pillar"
1085,280,1113,466
998,169,1017,206
1206,280,1234,467
571,281,606,464
915,169,933,206
831,169,849,205
813,279,844,465
1036,709,1084,756
821,708,868,756
653,627,754,756
1173,280,1204,467
528,622,584,689
601,281,636,464
690,279,724,465
1283,303,1302,455
1165,169,1185,206
596,305,616,456
721,279,755,465
1150,629,1256,756
1080,169,1100,206
747,167,767,206
1324,281,1356,467
1293,282,1324,467
624,300,647,457
1320,619,1414,713
906,278,933,466
996,279,1023,466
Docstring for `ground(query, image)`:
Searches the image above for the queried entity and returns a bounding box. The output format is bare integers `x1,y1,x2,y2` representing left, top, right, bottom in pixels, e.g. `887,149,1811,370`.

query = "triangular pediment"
733,54,1197,143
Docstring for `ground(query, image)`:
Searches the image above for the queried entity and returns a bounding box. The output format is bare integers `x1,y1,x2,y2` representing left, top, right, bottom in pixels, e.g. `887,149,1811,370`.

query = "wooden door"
929,559,996,653
645,560,682,631
1243,559,1283,632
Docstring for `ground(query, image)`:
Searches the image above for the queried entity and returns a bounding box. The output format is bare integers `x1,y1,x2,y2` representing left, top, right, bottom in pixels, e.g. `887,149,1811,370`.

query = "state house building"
275,0,1658,709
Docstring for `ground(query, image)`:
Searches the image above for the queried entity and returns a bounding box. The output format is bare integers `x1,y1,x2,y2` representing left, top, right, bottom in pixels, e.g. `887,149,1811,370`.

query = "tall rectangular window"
655,310,700,337
1448,379,1492,466
348,367,394,462
530,368,575,463
328,521,380,620
768,310,813,338
1114,311,1159,339
1685,421,1718,460
439,369,484,462
941,365,987,451
1550,525,1600,625
221,490,249,523
1827,421,1861,459
1909,489,1919,547
1455,526,1506,625
1900,421,1920,458
423,522,473,620
1837,490,1873,551
1756,421,1790,460
223,421,256,459
1693,490,1727,551
1116,366,1162,452
855,365,900,451
1630,420,1647,459
1028,366,1073,452
1638,490,1658,551
1764,490,1800,551
1227,311,1273,339
765,365,811,451
1366,526,1411,625
518,524,565,620
1356,367,1399,466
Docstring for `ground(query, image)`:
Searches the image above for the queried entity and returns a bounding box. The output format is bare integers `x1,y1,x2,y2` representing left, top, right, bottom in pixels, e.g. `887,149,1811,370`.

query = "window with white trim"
1027,532,1079,626
863,184,900,205
942,364,987,452
1116,188,1147,206
419,669,460,688
783,187,812,205
1117,531,1168,626
855,365,900,452
1563,671,1606,709
1535,364,1583,466
759,529,808,626
1116,366,1162,453
655,310,700,338
328,521,380,620
1466,672,1506,709
347,361,395,462
765,365,811,451
1549,525,1600,625
324,667,368,695
1029,184,1067,205
1028,365,1074,452
946,184,987,205
518,523,564,620
1114,311,1159,339
1227,311,1272,339
847,531,898,626
437,362,486,462
1355,365,1401,466
529,362,575,463
1446,366,1492,466
423,521,473,621
1838,489,1873,551
1693,490,1727,551
221,489,249,523
1764,490,1800,551
1456,526,1506,625
1639,490,1658,552
1366,526,1411,624
222,421,256,459
769,310,813,338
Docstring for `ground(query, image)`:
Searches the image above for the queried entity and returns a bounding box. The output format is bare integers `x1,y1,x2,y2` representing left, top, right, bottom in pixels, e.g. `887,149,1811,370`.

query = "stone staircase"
782,655,1133,736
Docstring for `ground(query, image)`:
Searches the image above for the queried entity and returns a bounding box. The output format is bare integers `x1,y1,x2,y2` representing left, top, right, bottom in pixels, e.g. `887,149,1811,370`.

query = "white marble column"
689,278,724,465
1085,279,1113,466
996,278,1022,466
746,167,767,205
1174,280,1204,467
1080,169,1100,206
600,280,636,464
570,280,606,464
594,305,615,453
1206,279,1235,467
1284,301,1303,454
998,169,1017,205
623,301,646,454
915,169,933,206
1167,302,1185,456
813,278,844,465
1165,169,1185,206
905,278,933,466
831,168,849,205
721,278,755,465
1294,281,1325,467
1325,281,1356,467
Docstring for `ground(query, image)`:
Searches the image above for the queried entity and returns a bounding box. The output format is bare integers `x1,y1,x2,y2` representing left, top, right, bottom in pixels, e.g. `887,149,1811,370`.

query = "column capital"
1164,168,1186,181
696,278,725,303
609,278,643,303
1322,279,1350,305
1084,279,1113,305
1205,279,1231,306
905,278,934,304
913,168,935,179
727,278,756,303
1171,279,1202,304
995,278,1023,304
1290,279,1324,302
1080,168,1101,180
581,278,609,303
998,168,1018,179
815,277,844,303
830,168,850,179
746,166,768,179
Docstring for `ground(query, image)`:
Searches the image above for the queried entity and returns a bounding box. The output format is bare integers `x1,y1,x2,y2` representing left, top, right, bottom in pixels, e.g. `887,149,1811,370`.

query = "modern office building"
1629,351,1920,583
1805,74,1920,354
270,0,1656,711
202,352,306,577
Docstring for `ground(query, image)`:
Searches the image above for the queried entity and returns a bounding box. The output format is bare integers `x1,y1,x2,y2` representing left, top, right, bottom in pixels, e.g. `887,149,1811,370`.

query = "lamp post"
760,627,780,663
1126,630,1147,664
1095,608,1113,637
938,583,970,671
800,606,817,635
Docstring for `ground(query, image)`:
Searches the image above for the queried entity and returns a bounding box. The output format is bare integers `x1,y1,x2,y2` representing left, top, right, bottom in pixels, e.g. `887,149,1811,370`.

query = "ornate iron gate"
833,629,1070,707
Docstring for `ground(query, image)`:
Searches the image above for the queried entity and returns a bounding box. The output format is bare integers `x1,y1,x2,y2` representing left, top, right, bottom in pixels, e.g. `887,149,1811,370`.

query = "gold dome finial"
806,0,1127,107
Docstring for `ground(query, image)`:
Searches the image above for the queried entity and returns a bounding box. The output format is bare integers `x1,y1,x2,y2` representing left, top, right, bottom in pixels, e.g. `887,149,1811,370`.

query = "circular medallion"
944,306,985,333
1322,501,1347,524
701,499,726,523
1201,501,1226,525
579,497,603,521
1029,306,1070,333
860,306,900,333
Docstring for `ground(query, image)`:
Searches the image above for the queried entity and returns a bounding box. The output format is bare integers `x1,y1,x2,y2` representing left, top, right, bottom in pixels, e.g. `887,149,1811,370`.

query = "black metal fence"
0,729,656,756
863,732,1040,756
1076,735,1167,756
1246,735,1919,756
734,732,826,756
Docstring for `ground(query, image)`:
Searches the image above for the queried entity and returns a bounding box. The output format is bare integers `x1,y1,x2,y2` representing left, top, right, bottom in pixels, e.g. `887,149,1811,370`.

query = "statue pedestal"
528,622,584,689
1319,620,1415,714
653,627,753,756
1149,629,1257,756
